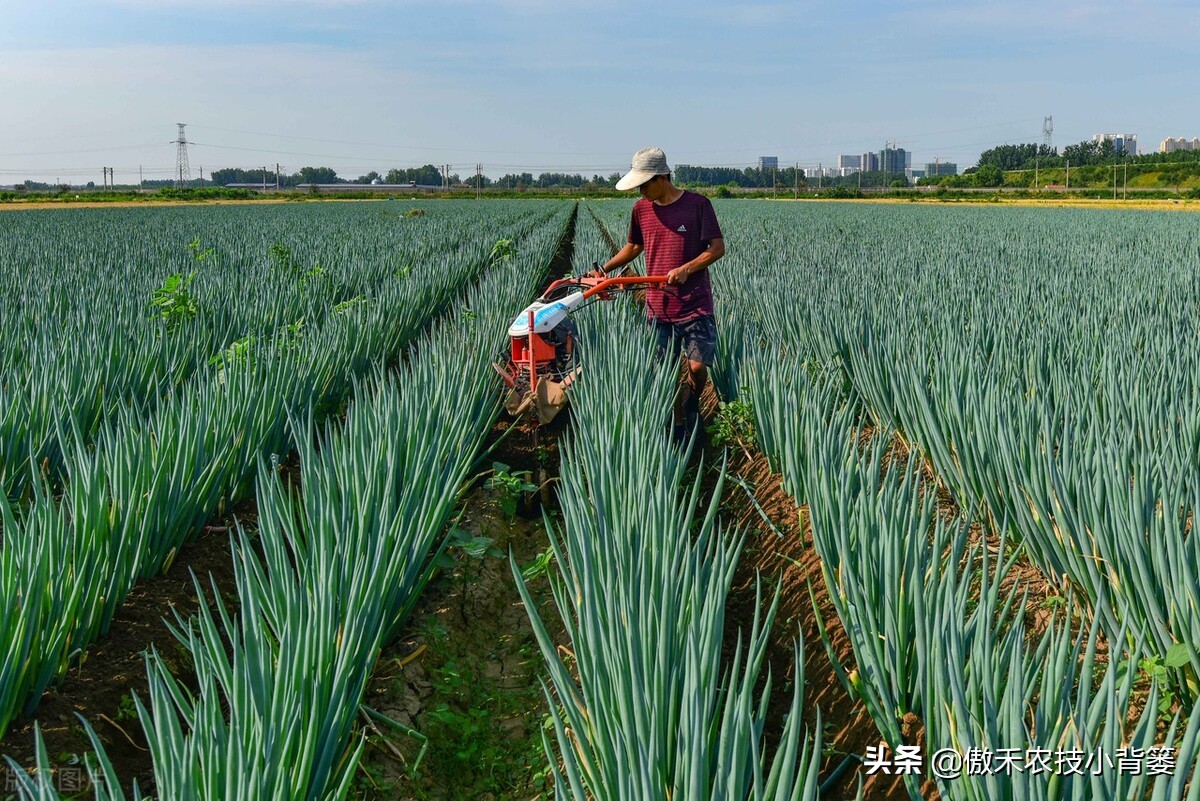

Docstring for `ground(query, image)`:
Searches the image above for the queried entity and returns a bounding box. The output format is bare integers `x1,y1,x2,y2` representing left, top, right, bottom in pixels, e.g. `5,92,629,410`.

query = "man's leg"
679,358,706,430
679,316,717,433
653,320,690,435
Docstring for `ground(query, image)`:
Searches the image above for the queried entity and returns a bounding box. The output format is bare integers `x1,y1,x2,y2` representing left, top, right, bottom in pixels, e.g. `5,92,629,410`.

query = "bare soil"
694,388,912,801
353,412,570,800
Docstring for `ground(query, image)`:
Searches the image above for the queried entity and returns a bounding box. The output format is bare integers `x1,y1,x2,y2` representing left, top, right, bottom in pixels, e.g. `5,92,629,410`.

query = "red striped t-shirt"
628,191,722,323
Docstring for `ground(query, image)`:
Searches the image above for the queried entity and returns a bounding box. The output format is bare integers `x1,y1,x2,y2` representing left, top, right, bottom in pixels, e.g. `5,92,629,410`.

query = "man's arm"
597,242,644,275
666,237,724,286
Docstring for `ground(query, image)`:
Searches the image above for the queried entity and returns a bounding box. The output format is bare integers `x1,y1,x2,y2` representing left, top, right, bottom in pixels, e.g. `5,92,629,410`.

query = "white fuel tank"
507,291,584,337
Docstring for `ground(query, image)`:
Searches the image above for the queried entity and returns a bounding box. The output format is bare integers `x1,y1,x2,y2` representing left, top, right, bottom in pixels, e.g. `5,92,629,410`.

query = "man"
598,146,725,440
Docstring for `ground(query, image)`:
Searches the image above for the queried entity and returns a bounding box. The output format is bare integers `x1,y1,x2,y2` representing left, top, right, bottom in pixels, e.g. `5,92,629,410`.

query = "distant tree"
976,143,1057,171
355,170,382,184
212,168,266,186
497,173,535,190
935,174,973,188
1162,166,1187,193
675,165,755,187
974,164,1004,187
534,172,589,188
1061,140,1103,167
298,166,340,184
385,165,445,186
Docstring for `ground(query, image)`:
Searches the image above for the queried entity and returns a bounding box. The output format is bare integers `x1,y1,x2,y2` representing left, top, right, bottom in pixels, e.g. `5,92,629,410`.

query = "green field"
1,200,1198,800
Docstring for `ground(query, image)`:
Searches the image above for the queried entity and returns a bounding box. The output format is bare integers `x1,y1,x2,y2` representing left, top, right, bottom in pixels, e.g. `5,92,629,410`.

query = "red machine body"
496,273,670,422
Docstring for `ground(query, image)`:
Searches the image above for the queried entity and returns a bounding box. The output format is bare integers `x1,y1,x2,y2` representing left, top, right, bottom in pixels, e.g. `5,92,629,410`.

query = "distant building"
837,154,862,172
758,156,779,171
879,147,908,174
1092,133,1138,156
925,162,958,176
906,169,926,182
860,152,880,172
1160,137,1200,153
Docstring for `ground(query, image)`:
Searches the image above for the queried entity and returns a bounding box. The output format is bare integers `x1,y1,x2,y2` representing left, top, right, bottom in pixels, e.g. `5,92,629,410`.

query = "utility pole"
263,167,268,190
794,163,798,199
199,166,204,186
818,163,822,191
139,165,143,188
772,166,777,199
476,163,482,199
1065,160,1070,190
1113,162,1117,200
276,163,281,190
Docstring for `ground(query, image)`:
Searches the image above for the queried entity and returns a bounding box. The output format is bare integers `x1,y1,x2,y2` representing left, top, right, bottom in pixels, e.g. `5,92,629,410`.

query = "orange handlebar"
580,274,670,300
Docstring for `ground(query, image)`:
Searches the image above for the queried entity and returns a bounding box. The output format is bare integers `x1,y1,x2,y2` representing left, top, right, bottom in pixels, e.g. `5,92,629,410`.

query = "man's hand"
667,267,690,285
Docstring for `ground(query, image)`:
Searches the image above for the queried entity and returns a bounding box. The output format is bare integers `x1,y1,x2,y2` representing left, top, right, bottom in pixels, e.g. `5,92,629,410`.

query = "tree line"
972,140,1200,172
915,139,1200,188
207,165,630,190
115,140,1200,193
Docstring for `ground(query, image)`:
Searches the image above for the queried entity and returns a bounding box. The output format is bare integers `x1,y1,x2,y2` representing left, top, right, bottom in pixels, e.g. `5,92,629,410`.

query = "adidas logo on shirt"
677,225,687,232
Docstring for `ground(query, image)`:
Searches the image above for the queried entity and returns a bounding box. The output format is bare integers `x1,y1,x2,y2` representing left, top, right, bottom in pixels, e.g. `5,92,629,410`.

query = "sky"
1,0,1197,185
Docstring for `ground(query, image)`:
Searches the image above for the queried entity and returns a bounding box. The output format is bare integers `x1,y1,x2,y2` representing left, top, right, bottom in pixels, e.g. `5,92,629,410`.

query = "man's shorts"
653,315,718,367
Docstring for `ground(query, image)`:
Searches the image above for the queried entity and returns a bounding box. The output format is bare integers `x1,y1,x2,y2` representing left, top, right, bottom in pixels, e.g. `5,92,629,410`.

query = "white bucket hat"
615,147,670,190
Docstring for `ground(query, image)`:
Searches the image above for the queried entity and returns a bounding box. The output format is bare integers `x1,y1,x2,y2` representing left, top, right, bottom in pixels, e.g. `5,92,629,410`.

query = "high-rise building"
879,147,907,174
1092,133,1138,156
758,156,779,171
925,162,958,176
860,152,880,172
1160,137,1200,153
837,154,862,171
